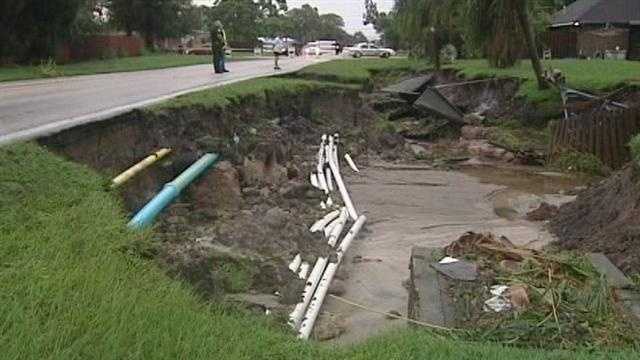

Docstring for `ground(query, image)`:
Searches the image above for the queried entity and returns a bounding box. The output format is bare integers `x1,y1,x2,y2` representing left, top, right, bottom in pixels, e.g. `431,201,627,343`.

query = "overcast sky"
193,0,395,39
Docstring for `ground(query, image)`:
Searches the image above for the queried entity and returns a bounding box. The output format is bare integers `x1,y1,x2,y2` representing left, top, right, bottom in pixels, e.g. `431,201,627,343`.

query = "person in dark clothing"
211,21,229,74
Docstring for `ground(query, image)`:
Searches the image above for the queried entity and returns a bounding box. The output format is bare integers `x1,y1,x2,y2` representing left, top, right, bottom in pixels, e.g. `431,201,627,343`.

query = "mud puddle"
321,162,586,344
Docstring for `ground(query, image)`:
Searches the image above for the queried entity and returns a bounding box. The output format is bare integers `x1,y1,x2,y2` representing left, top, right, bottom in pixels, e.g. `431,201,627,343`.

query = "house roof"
551,0,640,27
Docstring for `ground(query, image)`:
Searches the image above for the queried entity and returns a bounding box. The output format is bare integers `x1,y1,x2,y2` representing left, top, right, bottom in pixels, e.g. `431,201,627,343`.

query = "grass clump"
486,119,550,153
451,59,640,105
151,77,357,112
296,58,430,85
553,150,606,176
629,134,640,164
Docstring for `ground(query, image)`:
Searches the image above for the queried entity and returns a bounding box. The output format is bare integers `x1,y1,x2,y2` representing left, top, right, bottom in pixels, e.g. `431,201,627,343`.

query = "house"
547,0,640,60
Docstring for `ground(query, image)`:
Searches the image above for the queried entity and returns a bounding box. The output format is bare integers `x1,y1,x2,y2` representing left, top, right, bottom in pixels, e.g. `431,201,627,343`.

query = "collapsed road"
0,56,327,145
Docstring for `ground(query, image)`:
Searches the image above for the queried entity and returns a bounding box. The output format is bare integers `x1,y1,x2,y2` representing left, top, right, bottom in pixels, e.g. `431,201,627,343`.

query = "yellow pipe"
111,148,172,188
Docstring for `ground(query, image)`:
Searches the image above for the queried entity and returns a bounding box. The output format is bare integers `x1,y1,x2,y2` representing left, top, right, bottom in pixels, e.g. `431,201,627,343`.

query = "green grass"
451,59,640,104
0,53,257,82
296,58,430,84
151,77,358,112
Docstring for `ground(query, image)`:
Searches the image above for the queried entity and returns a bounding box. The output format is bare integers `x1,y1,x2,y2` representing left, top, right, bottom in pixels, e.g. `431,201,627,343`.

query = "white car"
345,43,396,58
303,41,338,56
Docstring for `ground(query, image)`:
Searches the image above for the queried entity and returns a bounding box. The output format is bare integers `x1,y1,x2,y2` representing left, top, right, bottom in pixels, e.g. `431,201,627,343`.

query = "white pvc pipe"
344,154,360,173
310,173,319,188
323,216,339,237
324,166,334,192
298,262,338,339
298,262,310,279
288,254,302,272
289,257,328,329
328,155,358,220
336,215,367,263
309,210,340,233
326,196,334,208
328,208,348,247
332,135,340,171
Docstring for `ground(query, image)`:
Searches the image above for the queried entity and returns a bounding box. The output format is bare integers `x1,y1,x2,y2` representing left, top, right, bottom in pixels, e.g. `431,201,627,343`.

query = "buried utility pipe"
111,148,172,188
289,257,328,329
128,153,220,229
327,208,348,247
309,210,341,233
298,262,338,339
289,254,302,273
310,173,319,189
328,153,358,220
336,215,367,263
298,262,310,280
344,154,360,173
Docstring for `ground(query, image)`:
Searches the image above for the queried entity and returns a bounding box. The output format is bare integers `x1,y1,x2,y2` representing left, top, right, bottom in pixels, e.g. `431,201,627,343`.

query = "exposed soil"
38,85,419,305
551,164,640,275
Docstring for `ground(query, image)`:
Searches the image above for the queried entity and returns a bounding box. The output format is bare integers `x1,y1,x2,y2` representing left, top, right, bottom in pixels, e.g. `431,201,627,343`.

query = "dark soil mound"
550,164,640,274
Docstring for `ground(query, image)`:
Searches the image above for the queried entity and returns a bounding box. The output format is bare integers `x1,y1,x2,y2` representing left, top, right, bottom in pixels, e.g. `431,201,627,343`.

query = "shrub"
554,150,606,176
629,134,640,164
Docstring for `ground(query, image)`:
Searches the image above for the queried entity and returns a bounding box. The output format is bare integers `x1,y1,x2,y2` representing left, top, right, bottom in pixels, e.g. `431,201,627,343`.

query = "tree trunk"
515,0,547,90
432,31,441,71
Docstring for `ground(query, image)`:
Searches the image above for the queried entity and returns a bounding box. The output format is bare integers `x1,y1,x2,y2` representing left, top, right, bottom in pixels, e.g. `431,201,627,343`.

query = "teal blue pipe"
128,153,220,230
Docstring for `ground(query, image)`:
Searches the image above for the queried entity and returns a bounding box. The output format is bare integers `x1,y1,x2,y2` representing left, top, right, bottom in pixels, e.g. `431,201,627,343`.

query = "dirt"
38,85,422,305
526,202,559,221
551,164,640,275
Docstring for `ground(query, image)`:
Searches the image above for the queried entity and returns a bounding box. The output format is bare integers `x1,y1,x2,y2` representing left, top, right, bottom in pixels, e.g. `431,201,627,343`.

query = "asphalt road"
0,56,328,145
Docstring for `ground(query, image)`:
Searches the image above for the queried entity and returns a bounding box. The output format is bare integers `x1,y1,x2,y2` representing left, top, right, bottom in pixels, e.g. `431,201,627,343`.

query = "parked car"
185,44,232,56
303,40,337,55
344,43,396,58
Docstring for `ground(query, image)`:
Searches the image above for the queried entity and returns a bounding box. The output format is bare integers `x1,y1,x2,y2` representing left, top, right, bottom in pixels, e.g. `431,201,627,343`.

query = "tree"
352,31,368,44
1,0,87,62
108,0,194,47
515,0,547,89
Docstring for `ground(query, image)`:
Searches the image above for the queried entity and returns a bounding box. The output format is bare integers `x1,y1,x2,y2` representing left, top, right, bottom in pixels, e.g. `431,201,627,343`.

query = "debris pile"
551,164,640,274
411,232,640,349
288,133,368,340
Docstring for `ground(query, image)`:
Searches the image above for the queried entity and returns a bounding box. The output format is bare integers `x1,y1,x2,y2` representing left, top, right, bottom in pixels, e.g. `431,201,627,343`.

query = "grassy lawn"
0,53,258,82
451,59,640,103
295,57,430,84
1,142,636,359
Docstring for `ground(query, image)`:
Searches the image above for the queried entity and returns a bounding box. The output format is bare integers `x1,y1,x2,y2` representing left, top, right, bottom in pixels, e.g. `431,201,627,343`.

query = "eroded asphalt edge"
0,57,331,146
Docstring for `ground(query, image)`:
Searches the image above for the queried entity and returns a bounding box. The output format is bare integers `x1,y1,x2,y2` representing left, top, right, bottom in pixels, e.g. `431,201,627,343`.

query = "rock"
526,202,559,221
379,133,404,149
408,143,428,158
463,113,485,125
313,313,346,341
460,126,487,140
279,181,311,199
499,260,522,273
241,187,260,197
195,135,226,151
264,207,288,228
431,260,478,281
190,161,242,213
328,279,346,296
286,164,300,179
259,187,271,198
506,285,529,311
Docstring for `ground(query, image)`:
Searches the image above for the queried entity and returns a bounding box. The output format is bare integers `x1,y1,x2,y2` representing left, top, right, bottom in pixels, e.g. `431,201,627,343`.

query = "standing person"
273,35,287,71
211,20,229,74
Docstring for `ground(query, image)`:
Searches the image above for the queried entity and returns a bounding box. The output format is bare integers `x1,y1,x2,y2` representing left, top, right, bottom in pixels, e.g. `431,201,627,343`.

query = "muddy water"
322,162,585,344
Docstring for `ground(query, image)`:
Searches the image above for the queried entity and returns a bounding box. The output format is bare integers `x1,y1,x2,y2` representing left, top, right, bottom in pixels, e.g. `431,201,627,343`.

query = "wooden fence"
549,107,640,169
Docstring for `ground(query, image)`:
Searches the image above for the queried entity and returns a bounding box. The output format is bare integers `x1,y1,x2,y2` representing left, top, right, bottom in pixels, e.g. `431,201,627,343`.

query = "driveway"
0,56,329,145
